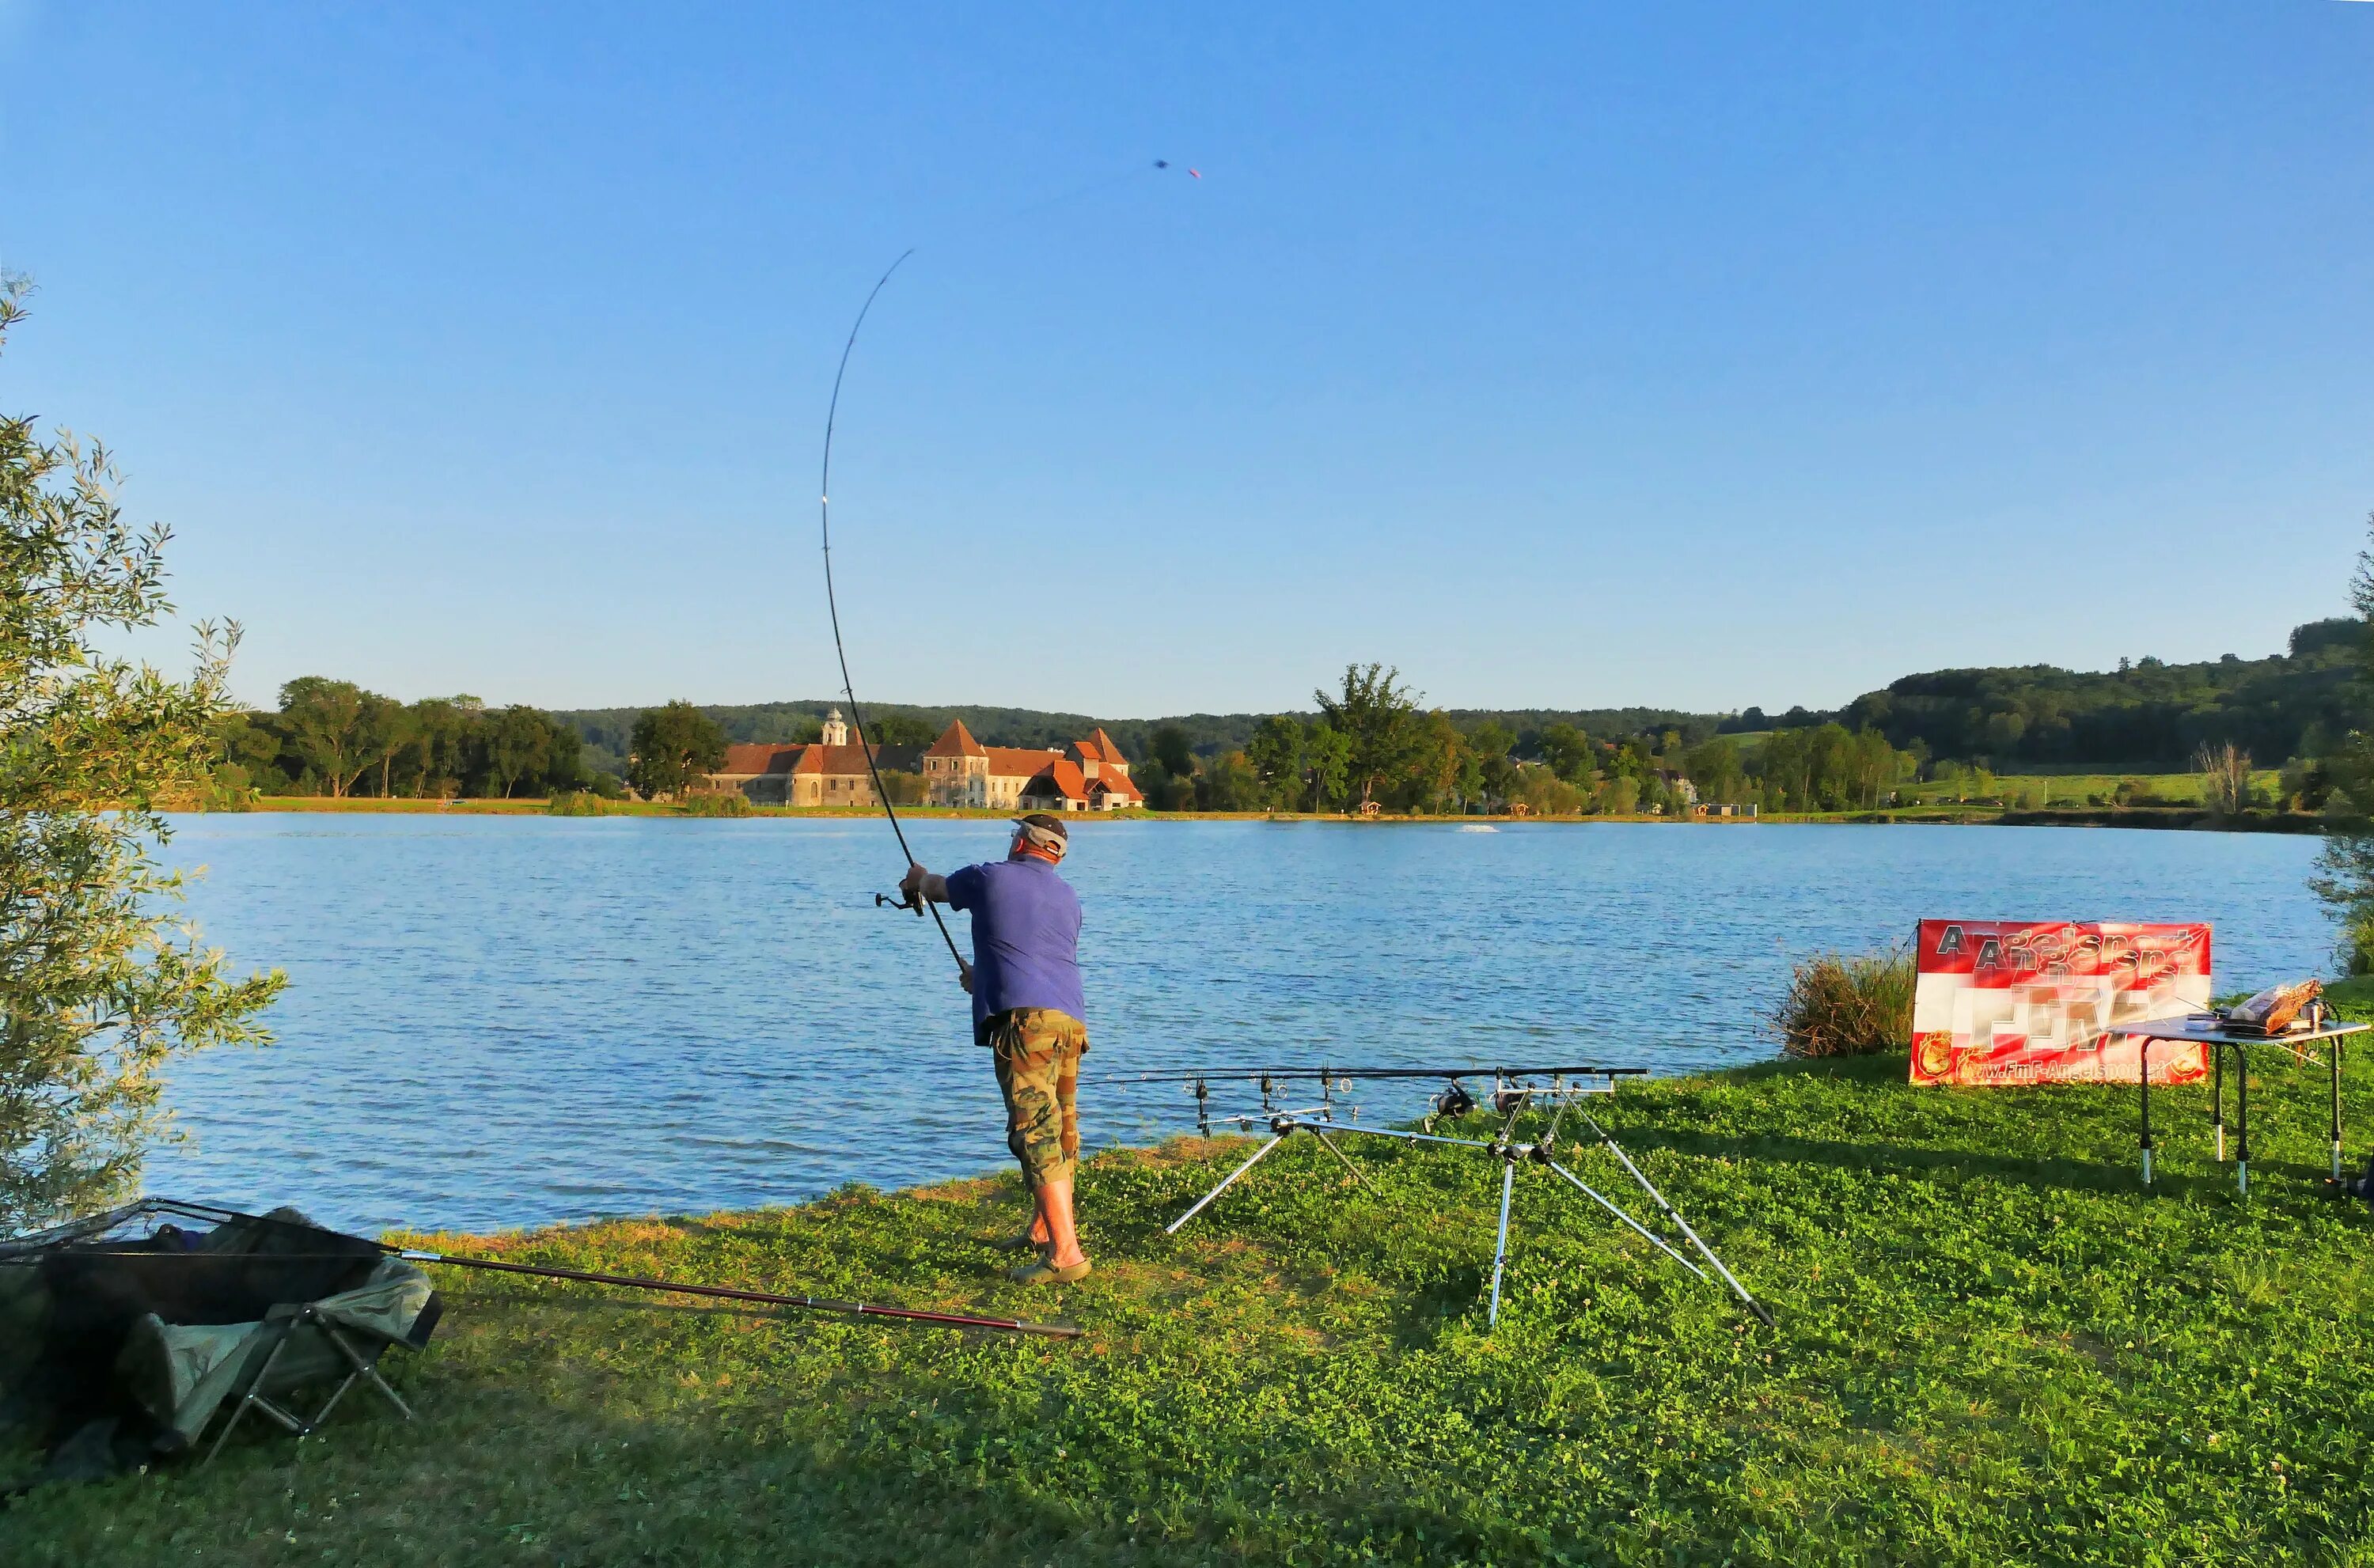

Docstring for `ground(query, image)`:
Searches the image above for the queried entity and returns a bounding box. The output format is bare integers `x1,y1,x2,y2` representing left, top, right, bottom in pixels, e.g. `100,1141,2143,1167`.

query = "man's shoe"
1007,1258,1091,1286
1003,1229,1050,1251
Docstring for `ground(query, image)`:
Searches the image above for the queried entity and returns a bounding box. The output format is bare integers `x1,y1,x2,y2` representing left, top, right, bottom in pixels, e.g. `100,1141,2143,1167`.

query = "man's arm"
901,864,976,994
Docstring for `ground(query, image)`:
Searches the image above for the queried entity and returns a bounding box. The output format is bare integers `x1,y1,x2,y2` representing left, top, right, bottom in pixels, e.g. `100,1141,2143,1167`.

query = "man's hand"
901,863,950,908
958,960,975,994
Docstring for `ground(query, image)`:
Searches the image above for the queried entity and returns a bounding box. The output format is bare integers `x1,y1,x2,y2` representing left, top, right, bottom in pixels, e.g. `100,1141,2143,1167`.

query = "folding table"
2124,1017,2368,1195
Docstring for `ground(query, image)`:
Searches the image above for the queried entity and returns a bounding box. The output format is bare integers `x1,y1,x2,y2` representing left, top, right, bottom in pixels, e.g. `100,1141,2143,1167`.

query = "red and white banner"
1909,920,2212,1087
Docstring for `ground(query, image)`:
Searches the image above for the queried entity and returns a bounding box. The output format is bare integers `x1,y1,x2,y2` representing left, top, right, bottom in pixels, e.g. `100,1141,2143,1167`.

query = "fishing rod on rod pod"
1103,1062,1646,1132
1107,1064,1649,1085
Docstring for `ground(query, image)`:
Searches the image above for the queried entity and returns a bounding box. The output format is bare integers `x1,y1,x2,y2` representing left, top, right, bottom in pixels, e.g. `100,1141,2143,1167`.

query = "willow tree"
0,278,283,1233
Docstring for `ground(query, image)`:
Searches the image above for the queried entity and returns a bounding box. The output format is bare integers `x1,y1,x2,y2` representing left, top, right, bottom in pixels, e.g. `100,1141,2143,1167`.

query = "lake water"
149,815,2337,1234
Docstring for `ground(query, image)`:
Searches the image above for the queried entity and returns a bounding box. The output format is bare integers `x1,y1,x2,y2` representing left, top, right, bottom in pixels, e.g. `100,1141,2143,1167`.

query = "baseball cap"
1012,813,1069,855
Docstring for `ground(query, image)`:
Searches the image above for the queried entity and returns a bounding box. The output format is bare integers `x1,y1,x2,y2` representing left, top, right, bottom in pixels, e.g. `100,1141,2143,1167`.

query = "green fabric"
113,1254,434,1447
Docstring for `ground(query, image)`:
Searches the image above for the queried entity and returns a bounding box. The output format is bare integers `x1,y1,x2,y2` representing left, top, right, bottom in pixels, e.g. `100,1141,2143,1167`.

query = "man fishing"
901,813,1091,1285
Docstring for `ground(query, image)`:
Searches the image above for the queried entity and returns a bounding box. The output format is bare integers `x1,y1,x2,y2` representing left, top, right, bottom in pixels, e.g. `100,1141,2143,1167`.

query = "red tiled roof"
1090,771,1143,802
1082,727,1128,765
791,742,924,777
984,746,1065,779
1023,759,1090,802
718,743,803,776
926,720,988,759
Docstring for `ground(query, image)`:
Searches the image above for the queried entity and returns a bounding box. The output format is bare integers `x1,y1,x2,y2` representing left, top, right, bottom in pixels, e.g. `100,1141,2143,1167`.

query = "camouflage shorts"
984,1008,1088,1188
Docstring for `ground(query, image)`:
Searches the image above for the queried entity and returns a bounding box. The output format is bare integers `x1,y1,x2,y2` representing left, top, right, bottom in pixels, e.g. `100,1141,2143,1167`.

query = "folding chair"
199,1300,425,1465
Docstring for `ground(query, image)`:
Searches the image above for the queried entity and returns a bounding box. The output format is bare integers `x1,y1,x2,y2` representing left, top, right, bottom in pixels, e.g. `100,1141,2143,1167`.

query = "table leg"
2236,1045,2251,1199
2333,1037,2346,1183
2213,1042,2226,1163
2139,1035,2154,1188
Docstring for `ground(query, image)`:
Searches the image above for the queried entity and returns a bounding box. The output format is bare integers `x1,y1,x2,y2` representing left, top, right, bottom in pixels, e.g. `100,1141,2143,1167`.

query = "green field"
1897,771,2285,809
13,1006,2374,1566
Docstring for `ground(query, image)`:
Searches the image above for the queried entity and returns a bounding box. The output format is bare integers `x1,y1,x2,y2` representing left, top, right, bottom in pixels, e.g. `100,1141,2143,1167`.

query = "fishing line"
815,157,1192,980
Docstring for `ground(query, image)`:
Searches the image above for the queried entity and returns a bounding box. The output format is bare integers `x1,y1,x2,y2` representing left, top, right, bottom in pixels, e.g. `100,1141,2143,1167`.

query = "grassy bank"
13,1038,2374,1565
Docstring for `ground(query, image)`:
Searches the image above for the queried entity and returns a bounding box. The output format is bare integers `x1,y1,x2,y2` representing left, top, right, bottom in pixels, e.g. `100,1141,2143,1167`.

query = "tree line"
1124,664,1925,816
552,620,2362,792
222,620,2368,810
552,699,1731,783
210,678,597,801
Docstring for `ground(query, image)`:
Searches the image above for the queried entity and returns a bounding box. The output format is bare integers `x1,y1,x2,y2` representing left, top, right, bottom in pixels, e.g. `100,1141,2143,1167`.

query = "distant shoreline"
190,796,2330,833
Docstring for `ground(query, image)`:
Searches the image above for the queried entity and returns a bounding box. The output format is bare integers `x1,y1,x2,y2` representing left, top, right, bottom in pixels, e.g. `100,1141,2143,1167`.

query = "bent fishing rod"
6,1199,1079,1339
818,249,969,983
814,160,1190,982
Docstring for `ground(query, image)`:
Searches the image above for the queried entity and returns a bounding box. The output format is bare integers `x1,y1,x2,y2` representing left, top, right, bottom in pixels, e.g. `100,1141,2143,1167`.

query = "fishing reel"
874,889,924,918
1431,1081,1477,1119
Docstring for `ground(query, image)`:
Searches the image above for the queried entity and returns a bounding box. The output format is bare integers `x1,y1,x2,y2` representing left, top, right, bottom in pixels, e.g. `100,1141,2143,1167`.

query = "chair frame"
199,1306,415,1466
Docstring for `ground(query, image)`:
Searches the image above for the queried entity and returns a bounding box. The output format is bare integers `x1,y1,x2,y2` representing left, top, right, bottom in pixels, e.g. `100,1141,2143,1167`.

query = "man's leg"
1038,1030,1083,1259
999,1013,1090,1278
992,1019,1055,1247
1037,1174,1085,1271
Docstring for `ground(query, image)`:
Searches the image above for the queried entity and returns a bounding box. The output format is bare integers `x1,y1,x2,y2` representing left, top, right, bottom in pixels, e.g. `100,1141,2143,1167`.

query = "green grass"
13,1042,2374,1565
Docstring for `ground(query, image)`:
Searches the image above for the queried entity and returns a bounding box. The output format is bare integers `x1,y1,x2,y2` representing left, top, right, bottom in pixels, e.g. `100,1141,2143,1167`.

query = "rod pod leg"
1307,1128,1379,1195
1542,1158,1707,1281
1587,1117,1775,1327
1487,1159,1516,1327
1166,1130,1293,1235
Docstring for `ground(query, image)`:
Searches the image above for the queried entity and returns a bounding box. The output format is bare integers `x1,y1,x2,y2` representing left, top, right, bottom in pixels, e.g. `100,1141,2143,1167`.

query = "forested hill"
1830,618,2361,771
557,619,2364,778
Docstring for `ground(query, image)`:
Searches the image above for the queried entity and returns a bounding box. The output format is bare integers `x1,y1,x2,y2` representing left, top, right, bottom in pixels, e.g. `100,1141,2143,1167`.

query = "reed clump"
1774,946,1913,1057
679,791,754,818
545,791,619,816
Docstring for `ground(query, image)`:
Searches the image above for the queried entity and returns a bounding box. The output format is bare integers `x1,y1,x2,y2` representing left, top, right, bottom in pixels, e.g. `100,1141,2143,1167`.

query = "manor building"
923,722,1142,812
706,710,922,808
704,711,1142,812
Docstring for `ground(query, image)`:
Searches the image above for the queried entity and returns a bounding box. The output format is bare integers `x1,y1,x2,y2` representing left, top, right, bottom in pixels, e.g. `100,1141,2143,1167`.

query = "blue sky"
3,3,2370,717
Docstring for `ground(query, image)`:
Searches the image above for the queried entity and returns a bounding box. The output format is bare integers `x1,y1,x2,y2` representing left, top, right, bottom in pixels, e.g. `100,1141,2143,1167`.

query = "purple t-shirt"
944,858,1085,1031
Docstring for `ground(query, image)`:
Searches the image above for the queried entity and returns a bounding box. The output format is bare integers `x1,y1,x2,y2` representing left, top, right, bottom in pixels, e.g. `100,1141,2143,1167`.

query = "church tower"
821,707,849,747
